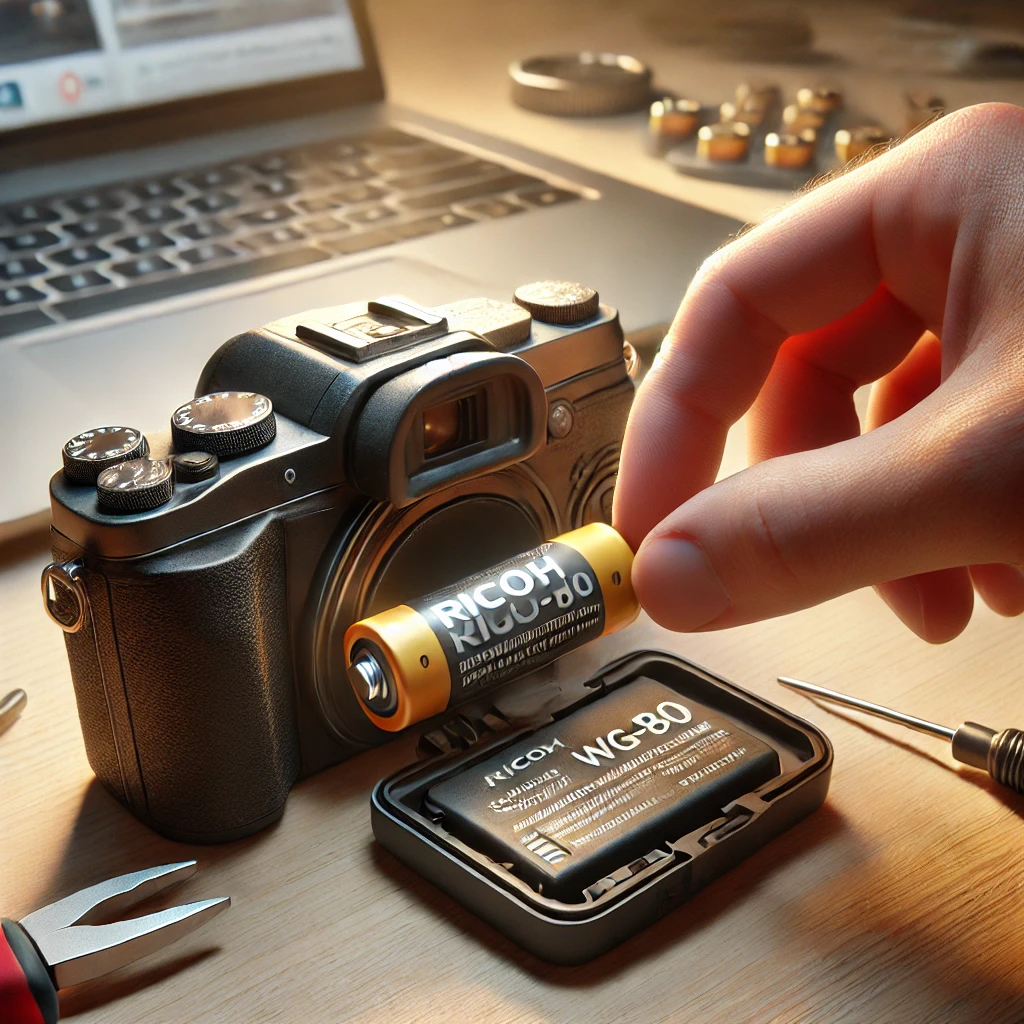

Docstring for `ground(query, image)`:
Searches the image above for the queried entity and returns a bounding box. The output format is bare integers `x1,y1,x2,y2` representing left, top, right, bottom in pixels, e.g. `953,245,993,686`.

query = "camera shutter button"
173,451,219,482
513,281,599,325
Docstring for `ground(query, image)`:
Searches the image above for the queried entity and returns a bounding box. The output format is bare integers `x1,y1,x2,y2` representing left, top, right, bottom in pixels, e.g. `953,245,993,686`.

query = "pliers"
1,861,229,1024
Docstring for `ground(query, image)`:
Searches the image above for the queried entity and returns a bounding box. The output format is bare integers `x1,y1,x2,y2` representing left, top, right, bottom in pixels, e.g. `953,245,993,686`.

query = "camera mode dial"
62,426,148,484
514,281,599,325
171,392,276,458
96,458,174,513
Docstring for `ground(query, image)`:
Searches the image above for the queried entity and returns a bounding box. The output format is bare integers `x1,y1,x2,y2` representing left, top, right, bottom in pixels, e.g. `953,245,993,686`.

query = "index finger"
611,103,1017,550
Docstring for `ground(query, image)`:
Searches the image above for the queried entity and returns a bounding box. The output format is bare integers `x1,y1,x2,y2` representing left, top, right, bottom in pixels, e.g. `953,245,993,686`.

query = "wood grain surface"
4,2,1024,1021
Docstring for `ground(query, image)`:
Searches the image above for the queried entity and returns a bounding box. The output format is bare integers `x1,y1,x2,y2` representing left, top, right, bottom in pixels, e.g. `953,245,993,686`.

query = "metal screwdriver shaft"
778,676,1024,796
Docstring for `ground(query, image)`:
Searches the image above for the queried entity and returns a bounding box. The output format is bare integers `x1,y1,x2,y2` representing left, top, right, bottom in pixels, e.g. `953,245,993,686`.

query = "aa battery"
345,523,638,731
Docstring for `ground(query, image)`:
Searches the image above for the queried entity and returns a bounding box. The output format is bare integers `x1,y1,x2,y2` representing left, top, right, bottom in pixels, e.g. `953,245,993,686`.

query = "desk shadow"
58,949,218,1019
802,699,1024,817
371,800,848,985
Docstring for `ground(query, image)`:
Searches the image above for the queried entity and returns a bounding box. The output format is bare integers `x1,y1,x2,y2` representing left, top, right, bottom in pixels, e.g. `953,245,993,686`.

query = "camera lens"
422,391,485,460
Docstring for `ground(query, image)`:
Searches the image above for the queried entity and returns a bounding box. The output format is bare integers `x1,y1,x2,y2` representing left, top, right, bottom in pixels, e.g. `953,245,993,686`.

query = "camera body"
45,285,634,842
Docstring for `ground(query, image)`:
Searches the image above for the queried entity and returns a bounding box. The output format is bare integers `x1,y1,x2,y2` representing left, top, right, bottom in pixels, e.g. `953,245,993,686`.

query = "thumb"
631,394,1022,632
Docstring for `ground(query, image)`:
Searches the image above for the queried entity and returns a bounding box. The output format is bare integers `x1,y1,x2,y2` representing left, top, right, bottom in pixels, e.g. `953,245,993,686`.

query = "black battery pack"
371,650,833,965
425,678,780,900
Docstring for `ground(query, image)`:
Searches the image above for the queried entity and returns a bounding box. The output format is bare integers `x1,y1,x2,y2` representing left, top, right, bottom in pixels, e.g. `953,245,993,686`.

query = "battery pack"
426,677,781,900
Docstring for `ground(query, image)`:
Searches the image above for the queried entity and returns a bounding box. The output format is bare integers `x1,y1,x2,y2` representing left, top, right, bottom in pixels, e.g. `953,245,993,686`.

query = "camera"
42,282,635,842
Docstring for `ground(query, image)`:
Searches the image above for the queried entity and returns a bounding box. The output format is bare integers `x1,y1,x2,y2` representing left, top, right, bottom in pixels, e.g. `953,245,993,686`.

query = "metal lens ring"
41,559,88,633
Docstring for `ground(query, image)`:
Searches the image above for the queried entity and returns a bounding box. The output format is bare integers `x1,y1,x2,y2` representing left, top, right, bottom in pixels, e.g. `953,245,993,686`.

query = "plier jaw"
1,861,229,1024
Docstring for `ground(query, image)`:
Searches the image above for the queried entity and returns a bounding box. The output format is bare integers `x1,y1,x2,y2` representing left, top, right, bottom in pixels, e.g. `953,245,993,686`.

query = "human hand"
613,102,1024,643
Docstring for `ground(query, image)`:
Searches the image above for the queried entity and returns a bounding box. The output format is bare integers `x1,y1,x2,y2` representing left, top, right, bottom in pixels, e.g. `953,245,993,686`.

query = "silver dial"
96,458,174,513
62,426,148,484
171,392,276,458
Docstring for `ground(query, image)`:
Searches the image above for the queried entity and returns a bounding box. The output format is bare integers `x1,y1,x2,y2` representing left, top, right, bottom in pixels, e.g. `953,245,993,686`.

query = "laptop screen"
0,0,365,132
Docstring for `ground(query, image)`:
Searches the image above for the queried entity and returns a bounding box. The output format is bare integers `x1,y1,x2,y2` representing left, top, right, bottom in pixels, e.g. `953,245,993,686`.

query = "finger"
863,330,961,637
614,102,1024,551
747,284,924,462
631,384,1023,633
866,331,942,431
969,563,1024,617
876,568,975,644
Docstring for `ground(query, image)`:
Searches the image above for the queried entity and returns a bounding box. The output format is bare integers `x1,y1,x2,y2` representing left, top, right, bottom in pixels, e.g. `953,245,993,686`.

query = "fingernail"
635,537,732,631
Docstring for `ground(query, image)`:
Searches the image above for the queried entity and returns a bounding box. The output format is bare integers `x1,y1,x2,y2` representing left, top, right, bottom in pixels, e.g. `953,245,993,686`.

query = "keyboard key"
347,204,396,225
6,203,61,226
236,204,295,227
391,212,472,239
1,257,47,279
113,255,177,278
1,284,47,306
132,202,185,226
455,198,524,219
253,177,297,199
329,161,375,183
54,249,329,320
184,167,241,190
66,216,123,239
176,219,229,242
368,146,468,174
328,141,366,160
66,192,124,215
1,229,62,251
51,244,111,267
115,231,175,254
48,270,112,293
132,179,184,201
250,225,306,249
250,154,293,175
332,183,385,205
296,195,341,215
515,185,580,208
387,160,492,192
401,173,537,211
189,192,240,214
0,308,58,338
179,243,241,266
301,214,348,233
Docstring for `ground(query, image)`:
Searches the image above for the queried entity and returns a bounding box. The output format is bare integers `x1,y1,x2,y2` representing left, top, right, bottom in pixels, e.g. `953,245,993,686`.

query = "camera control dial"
171,392,276,458
97,458,174,513
62,426,148,484
514,281,599,325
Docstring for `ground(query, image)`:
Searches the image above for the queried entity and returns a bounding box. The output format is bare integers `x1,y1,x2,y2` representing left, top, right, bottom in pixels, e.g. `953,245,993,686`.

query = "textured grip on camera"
56,516,301,842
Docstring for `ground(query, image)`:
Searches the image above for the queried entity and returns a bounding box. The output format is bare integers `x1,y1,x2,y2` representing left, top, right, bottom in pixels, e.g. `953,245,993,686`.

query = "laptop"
0,0,739,537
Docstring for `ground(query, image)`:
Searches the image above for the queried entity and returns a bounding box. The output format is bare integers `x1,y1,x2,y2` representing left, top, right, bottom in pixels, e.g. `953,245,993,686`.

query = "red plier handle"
1,919,56,1024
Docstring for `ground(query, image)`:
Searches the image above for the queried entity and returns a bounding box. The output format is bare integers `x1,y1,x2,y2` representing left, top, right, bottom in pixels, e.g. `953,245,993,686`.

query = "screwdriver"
778,676,1024,795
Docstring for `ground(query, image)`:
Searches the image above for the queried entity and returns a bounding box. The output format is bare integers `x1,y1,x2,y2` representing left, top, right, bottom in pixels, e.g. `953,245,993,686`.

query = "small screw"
611,571,621,586
284,468,296,484
548,400,574,440
420,655,430,668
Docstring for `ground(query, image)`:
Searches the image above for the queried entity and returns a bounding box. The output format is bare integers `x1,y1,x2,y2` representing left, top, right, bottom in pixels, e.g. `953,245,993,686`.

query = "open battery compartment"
371,650,833,964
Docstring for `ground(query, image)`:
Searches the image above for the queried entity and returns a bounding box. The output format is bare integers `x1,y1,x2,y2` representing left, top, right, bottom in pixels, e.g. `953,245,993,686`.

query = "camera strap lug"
41,559,90,633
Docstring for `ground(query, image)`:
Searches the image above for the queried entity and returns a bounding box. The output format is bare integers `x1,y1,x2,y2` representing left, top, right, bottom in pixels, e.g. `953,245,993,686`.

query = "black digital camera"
42,282,635,842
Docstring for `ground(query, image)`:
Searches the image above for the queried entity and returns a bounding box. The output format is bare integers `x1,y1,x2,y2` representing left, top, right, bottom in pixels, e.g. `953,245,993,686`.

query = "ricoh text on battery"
344,523,638,731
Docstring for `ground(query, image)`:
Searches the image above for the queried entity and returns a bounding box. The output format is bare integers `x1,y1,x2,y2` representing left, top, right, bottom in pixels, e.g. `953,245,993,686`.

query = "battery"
345,523,638,732
426,677,781,901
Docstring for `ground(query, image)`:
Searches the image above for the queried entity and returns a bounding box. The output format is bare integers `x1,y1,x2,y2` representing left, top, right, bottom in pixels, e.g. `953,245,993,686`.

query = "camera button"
513,280,599,325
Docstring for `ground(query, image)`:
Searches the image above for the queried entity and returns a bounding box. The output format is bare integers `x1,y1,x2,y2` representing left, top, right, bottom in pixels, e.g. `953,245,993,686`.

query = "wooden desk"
4,2,1024,1021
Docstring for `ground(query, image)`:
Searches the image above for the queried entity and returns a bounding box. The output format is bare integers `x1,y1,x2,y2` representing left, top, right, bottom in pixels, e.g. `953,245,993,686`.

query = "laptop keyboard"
0,128,581,340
